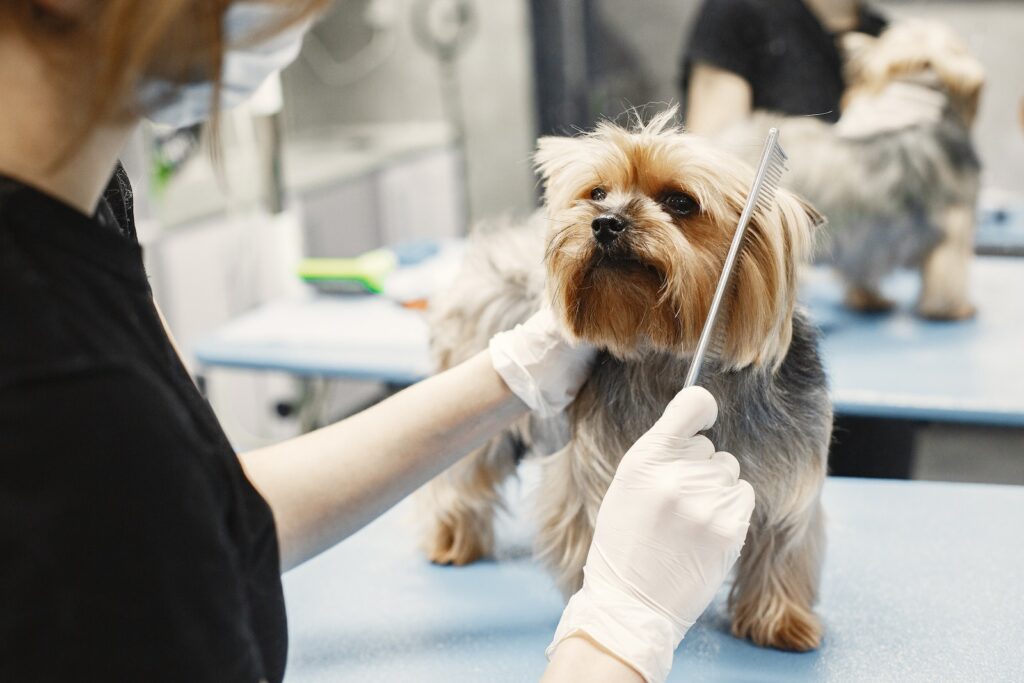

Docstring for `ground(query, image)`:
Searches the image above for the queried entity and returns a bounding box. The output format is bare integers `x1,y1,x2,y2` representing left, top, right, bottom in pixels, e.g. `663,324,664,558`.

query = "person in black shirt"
1,2,756,682
681,0,887,135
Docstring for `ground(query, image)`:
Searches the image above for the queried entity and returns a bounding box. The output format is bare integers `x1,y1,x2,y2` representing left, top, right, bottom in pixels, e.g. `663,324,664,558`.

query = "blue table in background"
195,255,1024,427
281,476,1024,682
805,258,1024,426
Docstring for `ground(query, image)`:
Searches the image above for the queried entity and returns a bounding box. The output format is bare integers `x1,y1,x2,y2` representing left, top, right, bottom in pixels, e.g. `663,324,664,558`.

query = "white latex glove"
489,307,596,418
546,387,755,683
836,79,947,139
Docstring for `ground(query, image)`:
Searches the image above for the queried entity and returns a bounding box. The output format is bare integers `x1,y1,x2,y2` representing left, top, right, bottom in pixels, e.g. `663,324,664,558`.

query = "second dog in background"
421,109,833,652
722,19,985,319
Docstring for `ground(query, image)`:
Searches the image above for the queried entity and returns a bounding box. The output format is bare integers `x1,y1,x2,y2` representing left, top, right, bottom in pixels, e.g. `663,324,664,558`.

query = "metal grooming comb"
683,128,788,389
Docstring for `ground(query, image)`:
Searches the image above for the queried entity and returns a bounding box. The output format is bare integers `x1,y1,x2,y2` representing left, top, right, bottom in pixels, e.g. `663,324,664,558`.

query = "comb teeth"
682,128,789,388
755,141,788,216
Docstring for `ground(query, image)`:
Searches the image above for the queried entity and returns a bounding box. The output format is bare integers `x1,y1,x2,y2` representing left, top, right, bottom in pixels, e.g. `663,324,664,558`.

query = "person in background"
682,0,887,135
0,2,754,682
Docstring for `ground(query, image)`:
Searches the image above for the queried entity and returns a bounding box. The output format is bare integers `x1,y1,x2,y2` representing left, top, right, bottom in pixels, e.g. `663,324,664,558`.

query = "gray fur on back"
722,107,980,289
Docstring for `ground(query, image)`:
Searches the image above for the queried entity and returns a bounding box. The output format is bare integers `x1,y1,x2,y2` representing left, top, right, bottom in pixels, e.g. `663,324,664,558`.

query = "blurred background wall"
281,0,539,223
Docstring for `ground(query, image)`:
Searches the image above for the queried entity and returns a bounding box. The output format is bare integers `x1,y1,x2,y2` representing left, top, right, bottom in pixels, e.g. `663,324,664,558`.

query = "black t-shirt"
0,167,287,682
681,0,887,122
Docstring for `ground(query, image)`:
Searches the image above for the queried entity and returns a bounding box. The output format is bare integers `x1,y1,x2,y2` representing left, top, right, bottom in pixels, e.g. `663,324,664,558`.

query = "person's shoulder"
0,363,268,683
689,0,770,47
0,293,97,388
0,362,202,480
685,0,769,83
0,362,238,587
694,0,772,24
0,221,86,374
0,236,145,388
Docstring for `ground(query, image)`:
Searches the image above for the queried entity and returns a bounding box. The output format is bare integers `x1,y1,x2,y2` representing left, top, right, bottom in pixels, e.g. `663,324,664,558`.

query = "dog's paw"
843,285,894,313
731,605,822,652
424,516,488,566
916,299,976,321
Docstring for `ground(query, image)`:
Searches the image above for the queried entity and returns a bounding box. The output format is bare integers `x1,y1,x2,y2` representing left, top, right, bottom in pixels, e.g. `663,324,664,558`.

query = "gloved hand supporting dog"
546,387,756,683
489,306,596,418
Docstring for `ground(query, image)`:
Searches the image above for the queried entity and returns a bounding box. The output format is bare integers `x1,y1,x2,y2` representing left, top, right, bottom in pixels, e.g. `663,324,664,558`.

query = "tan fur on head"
842,19,985,127
537,107,821,370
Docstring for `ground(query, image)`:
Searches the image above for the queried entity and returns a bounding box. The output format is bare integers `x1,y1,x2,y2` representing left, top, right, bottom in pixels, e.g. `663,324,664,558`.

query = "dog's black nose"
592,214,627,244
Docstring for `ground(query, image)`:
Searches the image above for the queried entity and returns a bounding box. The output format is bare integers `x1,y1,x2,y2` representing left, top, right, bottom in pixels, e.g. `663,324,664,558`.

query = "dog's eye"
662,192,698,216
590,187,607,201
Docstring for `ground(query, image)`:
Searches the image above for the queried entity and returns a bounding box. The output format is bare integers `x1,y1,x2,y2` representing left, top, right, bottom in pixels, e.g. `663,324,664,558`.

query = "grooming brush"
683,128,787,388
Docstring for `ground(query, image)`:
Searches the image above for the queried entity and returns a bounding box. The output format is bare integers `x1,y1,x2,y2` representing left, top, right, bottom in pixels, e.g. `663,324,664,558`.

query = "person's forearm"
240,350,526,570
684,63,753,136
542,636,644,683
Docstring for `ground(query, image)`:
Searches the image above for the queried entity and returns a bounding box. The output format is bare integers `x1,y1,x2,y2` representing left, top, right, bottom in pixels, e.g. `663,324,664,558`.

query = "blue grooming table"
195,296,433,385
281,476,1024,682
194,255,1024,427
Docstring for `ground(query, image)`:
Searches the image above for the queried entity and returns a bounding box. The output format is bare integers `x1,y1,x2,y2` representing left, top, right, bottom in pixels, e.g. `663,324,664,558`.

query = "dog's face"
842,20,985,127
538,110,821,369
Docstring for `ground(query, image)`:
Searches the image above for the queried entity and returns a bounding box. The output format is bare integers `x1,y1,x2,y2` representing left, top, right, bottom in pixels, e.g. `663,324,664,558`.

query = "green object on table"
298,249,398,294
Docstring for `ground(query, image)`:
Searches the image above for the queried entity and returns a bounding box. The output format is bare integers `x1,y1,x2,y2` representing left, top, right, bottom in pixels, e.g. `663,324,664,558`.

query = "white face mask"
140,3,312,129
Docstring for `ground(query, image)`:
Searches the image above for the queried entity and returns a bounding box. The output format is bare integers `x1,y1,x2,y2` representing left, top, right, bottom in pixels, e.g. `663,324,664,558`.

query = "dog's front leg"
729,494,826,652
843,282,895,312
419,433,519,565
918,202,976,320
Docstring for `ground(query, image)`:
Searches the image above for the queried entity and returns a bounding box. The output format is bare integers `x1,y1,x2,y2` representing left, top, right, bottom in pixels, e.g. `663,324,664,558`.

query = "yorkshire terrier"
722,19,985,319
421,109,833,652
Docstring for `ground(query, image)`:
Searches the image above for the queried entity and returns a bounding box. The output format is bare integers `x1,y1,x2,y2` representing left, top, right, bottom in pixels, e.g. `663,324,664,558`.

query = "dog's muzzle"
592,213,628,245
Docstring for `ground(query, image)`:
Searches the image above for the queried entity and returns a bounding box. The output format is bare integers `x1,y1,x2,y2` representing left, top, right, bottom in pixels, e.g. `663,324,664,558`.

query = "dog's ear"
534,136,594,208
930,50,986,127
724,189,821,370
534,136,584,176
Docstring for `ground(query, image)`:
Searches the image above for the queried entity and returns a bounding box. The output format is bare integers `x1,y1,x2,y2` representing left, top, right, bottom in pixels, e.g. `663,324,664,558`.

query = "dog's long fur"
421,109,833,652
721,20,984,319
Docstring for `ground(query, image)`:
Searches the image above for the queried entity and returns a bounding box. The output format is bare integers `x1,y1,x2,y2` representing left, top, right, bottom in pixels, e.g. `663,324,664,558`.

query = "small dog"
722,19,985,319
421,109,833,652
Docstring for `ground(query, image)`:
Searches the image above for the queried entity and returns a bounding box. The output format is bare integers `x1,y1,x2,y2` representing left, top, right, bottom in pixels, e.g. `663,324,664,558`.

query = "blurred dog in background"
723,19,985,319
421,109,833,651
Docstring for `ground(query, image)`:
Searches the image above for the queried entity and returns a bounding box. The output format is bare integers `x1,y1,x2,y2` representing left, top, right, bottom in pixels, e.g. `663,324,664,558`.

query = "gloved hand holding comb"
546,387,755,683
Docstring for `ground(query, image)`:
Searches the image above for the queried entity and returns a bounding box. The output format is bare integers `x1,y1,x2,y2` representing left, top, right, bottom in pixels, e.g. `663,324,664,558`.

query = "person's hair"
3,0,329,156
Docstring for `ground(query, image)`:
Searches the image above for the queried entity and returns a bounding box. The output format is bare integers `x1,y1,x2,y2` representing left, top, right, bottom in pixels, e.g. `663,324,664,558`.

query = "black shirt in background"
0,167,287,682
681,0,887,123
